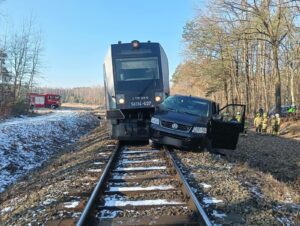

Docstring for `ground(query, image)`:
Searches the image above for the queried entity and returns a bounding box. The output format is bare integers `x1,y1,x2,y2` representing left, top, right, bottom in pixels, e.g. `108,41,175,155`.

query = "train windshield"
115,57,160,81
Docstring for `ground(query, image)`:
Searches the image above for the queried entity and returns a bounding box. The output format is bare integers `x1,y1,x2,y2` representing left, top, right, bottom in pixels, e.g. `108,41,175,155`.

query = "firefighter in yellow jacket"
254,113,262,134
274,113,281,135
262,113,268,134
270,115,276,135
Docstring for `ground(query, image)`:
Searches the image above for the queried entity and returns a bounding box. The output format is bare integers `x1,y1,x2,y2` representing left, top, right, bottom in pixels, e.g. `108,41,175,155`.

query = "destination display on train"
130,96,153,107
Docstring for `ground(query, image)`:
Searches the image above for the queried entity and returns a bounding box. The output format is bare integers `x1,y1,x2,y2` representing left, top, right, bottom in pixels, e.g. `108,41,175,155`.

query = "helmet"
275,113,279,118
237,112,240,115
256,113,260,117
271,115,275,118
263,113,267,117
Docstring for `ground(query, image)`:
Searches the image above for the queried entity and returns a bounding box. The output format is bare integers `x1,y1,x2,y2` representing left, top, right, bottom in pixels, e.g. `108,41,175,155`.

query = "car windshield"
161,96,210,117
115,57,160,81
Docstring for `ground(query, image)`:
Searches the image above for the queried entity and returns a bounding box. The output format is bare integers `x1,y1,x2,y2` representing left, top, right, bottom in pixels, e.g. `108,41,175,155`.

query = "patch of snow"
191,187,198,193
88,169,102,173
64,201,80,208
109,185,174,192
106,145,116,147
212,210,226,218
0,111,99,193
0,206,13,215
104,199,184,207
200,183,212,189
203,197,223,205
42,198,56,205
115,166,166,171
99,209,121,218
93,162,103,165
250,186,264,198
277,217,292,226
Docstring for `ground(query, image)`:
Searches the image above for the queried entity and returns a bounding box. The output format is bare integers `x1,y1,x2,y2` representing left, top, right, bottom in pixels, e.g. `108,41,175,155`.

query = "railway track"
77,143,211,226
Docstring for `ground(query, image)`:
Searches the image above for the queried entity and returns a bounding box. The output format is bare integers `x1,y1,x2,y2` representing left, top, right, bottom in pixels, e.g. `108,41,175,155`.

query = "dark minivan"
150,95,245,150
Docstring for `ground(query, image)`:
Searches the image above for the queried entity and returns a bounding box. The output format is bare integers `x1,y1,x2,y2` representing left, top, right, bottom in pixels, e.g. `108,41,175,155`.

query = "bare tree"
175,0,300,115
8,18,42,104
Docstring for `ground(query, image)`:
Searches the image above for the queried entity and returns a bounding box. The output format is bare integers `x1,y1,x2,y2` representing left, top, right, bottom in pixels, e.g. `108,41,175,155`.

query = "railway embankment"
0,110,100,193
0,122,114,225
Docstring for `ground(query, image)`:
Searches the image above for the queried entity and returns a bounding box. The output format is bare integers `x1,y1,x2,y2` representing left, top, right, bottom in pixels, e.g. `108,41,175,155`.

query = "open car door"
211,104,246,150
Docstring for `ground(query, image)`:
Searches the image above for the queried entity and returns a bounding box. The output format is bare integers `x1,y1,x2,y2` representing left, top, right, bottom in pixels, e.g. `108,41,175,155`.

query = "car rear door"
210,104,246,150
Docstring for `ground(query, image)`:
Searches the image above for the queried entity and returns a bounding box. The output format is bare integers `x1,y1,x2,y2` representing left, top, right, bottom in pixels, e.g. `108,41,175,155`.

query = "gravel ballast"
172,131,300,225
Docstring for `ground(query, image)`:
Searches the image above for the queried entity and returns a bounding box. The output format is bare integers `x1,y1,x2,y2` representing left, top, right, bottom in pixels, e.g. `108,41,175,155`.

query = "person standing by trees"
254,113,262,134
270,115,276,135
262,113,268,135
274,113,281,136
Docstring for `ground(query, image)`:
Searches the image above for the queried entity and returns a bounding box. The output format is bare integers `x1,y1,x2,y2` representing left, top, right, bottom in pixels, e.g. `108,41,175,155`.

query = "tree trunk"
272,44,282,114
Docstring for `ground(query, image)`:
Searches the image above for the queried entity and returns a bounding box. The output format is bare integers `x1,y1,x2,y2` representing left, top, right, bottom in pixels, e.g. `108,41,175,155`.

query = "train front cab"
104,41,169,141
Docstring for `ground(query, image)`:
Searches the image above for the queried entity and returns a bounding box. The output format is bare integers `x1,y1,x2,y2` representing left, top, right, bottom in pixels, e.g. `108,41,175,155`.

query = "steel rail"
77,143,212,226
165,148,212,226
77,142,120,226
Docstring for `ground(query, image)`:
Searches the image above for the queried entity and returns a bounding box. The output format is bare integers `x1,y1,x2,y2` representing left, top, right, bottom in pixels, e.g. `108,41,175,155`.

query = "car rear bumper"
150,126,207,149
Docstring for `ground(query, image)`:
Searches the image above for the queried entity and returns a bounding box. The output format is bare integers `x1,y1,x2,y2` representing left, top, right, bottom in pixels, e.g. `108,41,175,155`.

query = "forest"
172,0,300,114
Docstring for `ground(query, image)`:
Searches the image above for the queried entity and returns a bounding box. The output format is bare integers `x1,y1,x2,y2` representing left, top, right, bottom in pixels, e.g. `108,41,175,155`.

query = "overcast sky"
0,0,205,88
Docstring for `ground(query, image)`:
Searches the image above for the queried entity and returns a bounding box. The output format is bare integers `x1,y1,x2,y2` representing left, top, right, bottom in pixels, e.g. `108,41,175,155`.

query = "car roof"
172,94,213,103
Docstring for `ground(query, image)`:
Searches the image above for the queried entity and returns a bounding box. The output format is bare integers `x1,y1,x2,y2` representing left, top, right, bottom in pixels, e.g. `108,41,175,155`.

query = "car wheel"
205,139,218,153
149,139,161,149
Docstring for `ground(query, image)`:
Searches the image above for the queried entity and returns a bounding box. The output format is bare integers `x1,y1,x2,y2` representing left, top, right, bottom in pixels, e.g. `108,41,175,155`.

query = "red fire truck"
29,93,61,109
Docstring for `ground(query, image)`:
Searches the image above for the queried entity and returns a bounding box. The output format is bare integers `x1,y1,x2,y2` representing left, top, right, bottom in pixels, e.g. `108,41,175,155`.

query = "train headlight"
151,117,160,125
116,94,125,104
192,127,207,134
155,92,163,102
155,96,161,102
132,40,140,48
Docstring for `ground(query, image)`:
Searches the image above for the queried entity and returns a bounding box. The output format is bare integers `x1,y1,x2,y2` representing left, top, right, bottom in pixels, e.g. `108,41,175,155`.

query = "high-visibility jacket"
262,117,268,130
271,118,276,127
254,116,262,128
275,117,281,126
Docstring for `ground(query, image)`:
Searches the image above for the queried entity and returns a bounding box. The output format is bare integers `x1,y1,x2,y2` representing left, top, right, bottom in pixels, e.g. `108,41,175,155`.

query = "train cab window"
115,57,160,81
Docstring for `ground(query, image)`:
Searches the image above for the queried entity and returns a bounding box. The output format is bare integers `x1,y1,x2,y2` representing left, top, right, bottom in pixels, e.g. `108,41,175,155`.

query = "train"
103,40,169,140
